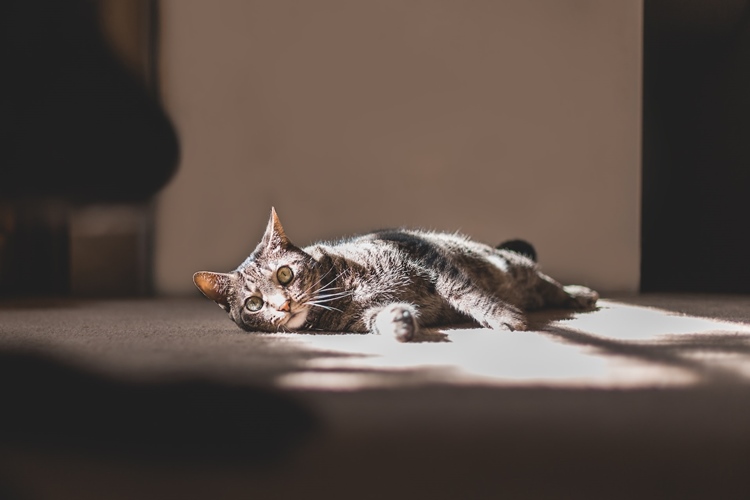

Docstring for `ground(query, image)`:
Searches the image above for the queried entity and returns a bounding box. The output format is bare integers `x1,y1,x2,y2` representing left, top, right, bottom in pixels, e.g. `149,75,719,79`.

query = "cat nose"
276,300,291,312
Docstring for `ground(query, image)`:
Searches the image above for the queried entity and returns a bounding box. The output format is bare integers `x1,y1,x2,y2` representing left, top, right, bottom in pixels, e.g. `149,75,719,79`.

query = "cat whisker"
310,295,352,306
314,286,345,293
302,294,345,307
302,269,331,296
305,302,343,313
315,269,350,295
294,289,351,308
314,290,354,301
303,266,345,296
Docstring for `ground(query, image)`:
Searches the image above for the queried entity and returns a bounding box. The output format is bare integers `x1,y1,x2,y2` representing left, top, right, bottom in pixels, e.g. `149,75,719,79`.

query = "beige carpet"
1,294,749,499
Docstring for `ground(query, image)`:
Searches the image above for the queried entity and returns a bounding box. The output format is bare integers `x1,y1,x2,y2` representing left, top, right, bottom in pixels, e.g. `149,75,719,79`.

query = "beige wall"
155,0,642,294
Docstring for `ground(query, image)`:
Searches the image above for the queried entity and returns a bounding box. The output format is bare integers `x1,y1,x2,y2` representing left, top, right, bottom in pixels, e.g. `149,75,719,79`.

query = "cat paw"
563,285,599,310
374,304,418,342
482,312,528,332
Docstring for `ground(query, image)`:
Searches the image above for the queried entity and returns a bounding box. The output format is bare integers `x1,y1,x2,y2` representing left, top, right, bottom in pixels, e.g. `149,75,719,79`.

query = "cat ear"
261,207,292,250
193,271,233,309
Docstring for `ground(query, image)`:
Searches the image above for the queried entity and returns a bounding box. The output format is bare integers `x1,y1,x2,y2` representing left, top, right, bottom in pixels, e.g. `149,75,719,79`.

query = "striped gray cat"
194,208,598,342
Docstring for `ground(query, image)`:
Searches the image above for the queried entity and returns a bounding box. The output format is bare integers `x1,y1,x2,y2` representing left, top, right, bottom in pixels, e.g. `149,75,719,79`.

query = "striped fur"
194,208,598,342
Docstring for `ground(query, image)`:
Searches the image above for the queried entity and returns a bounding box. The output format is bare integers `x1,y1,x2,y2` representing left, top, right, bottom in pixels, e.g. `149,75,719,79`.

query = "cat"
194,208,598,342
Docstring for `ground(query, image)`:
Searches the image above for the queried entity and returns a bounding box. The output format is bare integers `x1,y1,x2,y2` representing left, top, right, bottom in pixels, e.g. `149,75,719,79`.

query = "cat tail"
496,239,537,262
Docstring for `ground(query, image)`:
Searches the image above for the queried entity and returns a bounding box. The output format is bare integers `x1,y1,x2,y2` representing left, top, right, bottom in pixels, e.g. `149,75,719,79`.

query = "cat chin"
284,307,309,330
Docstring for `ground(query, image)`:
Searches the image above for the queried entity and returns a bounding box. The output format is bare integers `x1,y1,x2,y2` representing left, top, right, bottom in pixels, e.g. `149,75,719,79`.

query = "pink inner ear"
193,272,230,305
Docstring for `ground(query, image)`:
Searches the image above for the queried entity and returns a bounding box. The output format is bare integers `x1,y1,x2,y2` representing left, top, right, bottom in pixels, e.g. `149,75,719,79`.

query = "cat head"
193,208,320,332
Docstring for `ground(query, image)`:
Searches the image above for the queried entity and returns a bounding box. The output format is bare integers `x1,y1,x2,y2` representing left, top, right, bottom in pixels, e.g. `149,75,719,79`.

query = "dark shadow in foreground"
0,351,319,464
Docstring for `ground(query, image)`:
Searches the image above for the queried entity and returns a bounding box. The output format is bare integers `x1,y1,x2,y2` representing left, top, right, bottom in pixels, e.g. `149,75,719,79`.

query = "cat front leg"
363,303,419,342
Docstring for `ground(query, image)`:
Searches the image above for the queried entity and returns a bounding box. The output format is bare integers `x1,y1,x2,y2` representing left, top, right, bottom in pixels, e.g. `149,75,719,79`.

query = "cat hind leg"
471,301,528,332
442,287,528,332
563,285,599,310
532,273,599,311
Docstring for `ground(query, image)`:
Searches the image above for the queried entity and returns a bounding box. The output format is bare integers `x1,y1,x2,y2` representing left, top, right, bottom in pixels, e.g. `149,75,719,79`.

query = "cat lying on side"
194,208,598,342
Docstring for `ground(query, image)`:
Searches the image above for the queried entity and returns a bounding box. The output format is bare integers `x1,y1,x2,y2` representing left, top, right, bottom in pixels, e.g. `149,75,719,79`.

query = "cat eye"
245,296,264,312
277,266,294,285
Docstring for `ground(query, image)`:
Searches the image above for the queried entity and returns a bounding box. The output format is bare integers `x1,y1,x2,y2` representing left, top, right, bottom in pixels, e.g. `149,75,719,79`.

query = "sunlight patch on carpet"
275,300,750,390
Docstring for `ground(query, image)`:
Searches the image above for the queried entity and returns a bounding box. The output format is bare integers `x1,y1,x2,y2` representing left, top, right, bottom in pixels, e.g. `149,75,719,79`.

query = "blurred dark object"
0,201,69,296
0,0,178,297
0,0,178,201
642,0,750,292
0,351,318,463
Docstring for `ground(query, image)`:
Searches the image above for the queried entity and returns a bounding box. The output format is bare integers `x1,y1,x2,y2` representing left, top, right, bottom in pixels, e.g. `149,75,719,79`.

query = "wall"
155,0,642,294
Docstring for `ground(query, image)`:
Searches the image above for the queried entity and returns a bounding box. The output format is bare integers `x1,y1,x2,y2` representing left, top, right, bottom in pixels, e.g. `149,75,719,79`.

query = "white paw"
374,304,418,342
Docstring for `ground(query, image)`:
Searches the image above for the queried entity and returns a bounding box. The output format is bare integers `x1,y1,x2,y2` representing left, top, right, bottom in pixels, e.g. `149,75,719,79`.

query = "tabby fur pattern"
194,208,598,342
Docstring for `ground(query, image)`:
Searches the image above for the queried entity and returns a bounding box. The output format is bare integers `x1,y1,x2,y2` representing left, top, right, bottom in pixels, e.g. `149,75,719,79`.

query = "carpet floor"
1,294,750,499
